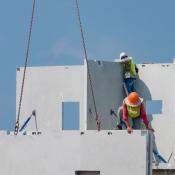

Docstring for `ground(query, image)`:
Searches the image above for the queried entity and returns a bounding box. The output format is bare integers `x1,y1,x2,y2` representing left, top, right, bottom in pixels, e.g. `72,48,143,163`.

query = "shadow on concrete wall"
136,77,165,163
136,77,153,122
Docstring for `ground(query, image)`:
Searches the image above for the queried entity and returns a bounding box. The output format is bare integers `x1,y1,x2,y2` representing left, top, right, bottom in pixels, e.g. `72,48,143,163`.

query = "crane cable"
75,0,101,131
14,0,36,135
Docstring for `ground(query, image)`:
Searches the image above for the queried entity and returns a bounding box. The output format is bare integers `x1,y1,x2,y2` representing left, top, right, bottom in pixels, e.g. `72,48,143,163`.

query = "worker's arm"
135,64,139,73
140,104,154,132
122,102,133,133
120,57,132,63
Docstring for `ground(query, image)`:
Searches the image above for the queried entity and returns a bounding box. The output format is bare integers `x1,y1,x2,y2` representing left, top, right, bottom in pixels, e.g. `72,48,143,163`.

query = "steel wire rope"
14,0,36,135
75,0,101,131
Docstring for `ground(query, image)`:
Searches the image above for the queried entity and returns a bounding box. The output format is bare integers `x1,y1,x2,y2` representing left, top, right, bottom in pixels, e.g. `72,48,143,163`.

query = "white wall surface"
87,61,175,168
0,131,149,175
136,63,175,163
16,66,86,131
86,61,175,165
16,60,175,168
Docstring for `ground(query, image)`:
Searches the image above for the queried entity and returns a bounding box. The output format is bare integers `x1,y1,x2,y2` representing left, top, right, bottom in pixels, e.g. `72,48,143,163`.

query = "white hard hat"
120,52,128,60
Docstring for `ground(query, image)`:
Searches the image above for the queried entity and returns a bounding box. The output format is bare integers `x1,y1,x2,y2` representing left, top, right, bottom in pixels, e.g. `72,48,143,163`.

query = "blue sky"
0,0,175,130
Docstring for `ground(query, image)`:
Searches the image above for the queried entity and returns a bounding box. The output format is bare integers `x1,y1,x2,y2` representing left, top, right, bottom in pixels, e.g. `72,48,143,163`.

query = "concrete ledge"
153,163,175,170
0,130,148,175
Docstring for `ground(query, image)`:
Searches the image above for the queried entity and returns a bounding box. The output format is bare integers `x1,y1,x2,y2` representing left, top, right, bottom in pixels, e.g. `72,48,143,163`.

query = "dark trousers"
124,78,136,94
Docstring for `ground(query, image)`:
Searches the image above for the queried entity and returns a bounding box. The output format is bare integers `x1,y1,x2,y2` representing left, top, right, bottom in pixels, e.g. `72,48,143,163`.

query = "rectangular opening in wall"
75,171,100,175
62,102,80,130
145,100,162,115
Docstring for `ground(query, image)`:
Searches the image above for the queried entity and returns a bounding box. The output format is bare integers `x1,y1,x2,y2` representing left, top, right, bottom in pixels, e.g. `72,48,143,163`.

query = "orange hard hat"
128,92,139,105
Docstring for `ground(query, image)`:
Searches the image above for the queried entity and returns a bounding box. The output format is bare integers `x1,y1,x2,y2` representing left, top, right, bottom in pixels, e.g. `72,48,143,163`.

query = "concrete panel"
136,63,175,163
0,131,149,175
16,66,86,132
86,60,124,130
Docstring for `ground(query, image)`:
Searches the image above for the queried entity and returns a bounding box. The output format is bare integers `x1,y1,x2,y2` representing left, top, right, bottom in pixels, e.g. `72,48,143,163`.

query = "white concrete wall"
0,131,149,175
16,61,124,132
16,66,86,131
136,63,175,163
87,61,175,165
86,61,175,165
16,60,175,168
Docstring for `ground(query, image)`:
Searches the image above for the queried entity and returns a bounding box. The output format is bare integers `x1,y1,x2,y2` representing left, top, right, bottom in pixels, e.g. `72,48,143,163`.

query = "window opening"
145,100,162,115
62,102,80,130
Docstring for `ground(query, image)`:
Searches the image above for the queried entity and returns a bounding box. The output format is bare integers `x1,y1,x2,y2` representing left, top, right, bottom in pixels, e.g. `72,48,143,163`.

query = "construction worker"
120,52,138,94
119,92,154,133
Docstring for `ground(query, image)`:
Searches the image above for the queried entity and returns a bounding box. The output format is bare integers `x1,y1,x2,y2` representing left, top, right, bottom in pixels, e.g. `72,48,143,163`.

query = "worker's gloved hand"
146,126,155,132
135,65,139,73
110,109,115,115
127,126,133,134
